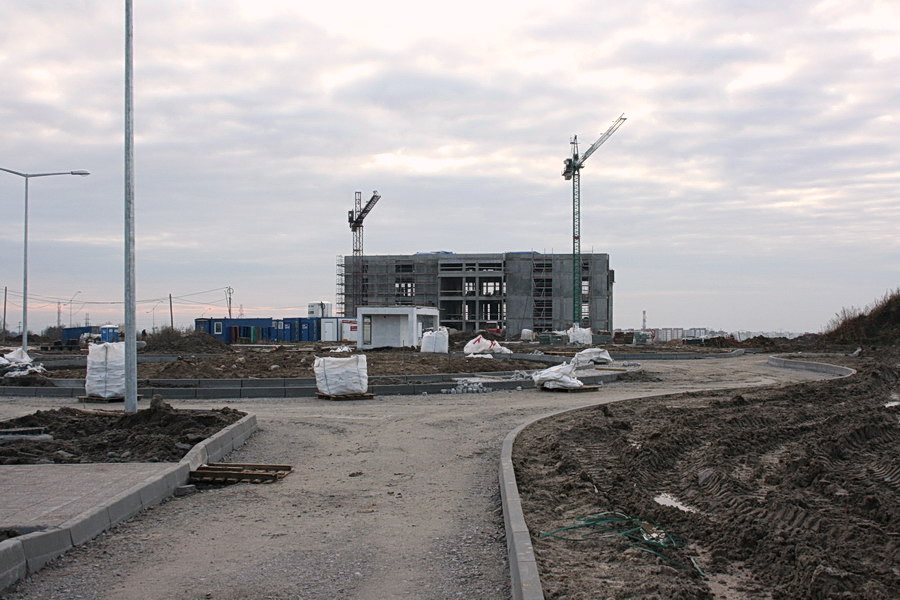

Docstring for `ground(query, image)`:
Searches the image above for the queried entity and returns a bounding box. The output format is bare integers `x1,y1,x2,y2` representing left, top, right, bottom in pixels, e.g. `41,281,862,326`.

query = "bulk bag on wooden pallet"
314,354,368,395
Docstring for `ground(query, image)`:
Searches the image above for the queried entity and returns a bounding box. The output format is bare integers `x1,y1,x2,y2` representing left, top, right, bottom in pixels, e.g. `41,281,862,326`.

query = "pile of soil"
47,349,551,380
141,330,231,354
0,402,245,465
514,347,899,599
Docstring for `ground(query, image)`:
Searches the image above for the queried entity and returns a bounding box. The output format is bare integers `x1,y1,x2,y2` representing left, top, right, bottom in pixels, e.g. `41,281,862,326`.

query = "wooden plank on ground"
316,392,375,400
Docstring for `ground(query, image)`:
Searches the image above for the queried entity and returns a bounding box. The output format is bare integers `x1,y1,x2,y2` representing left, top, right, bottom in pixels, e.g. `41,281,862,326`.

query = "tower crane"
562,113,626,327
347,190,381,312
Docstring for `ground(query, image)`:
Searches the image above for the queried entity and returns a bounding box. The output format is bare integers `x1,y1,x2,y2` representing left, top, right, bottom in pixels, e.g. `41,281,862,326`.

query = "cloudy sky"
1,0,897,335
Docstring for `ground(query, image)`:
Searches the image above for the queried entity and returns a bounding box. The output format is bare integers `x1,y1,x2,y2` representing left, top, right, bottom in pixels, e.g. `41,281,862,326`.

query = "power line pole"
123,0,138,414
169,293,174,329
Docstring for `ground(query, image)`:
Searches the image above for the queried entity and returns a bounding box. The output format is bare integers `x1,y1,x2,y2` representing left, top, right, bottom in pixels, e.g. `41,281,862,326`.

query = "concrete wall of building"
344,252,612,335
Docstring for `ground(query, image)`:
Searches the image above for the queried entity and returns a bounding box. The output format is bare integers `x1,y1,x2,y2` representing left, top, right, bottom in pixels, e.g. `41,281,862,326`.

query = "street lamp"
69,290,82,327
0,167,90,354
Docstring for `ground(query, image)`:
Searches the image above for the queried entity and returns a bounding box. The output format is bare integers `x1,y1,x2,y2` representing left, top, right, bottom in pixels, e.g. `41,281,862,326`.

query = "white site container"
320,317,340,342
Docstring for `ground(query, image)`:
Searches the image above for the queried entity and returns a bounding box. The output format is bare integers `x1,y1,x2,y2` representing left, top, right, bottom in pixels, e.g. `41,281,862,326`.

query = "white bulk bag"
532,361,583,390
85,342,126,399
314,354,368,395
567,326,593,345
520,329,533,341
420,327,449,353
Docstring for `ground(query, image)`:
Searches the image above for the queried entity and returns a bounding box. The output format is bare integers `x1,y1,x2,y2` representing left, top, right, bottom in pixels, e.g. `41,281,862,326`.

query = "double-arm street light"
0,167,90,353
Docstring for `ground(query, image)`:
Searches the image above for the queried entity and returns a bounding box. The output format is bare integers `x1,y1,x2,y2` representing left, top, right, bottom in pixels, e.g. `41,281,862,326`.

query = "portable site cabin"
99,324,120,342
272,318,320,342
355,306,440,350
195,318,276,344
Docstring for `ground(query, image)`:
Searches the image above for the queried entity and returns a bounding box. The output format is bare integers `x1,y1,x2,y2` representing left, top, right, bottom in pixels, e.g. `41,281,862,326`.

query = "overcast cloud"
1,0,897,334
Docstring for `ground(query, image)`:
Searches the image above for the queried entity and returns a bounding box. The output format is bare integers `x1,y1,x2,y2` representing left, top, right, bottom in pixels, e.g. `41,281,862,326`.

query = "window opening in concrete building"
478,262,502,272
395,280,415,297
481,280,502,296
440,262,463,272
464,279,476,296
395,263,413,273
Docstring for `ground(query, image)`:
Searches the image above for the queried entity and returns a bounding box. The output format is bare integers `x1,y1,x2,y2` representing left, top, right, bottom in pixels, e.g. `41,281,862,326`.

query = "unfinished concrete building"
340,252,613,334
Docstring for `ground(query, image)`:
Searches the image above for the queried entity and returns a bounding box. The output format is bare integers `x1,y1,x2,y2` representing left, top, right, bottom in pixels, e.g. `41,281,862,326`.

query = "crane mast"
563,114,626,328
346,191,381,314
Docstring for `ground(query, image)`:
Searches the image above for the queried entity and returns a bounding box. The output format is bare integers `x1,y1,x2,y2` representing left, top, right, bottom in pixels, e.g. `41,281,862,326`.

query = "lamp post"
68,290,82,327
0,167,90,354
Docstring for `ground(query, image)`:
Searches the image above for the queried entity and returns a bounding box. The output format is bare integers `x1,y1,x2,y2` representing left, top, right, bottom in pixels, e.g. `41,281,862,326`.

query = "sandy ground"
0,355,838,600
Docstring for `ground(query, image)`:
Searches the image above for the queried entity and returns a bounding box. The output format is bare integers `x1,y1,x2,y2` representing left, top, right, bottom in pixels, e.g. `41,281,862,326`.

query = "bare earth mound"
514,348,899,599
0,403,245,465
47,348,550,380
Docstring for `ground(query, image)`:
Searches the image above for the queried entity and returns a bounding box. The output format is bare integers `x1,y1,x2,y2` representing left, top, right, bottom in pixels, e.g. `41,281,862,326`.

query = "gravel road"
1,355,837,600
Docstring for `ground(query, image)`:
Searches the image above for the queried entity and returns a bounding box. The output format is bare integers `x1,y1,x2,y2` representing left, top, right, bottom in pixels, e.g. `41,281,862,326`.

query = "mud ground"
514,347,899,599
42,348,553,381
0,353,839,600
0,403,244,465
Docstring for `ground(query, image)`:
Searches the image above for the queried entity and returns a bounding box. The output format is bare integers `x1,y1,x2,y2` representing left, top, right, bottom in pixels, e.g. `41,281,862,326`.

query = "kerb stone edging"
500,355,854,600
0,413,257,591
767,355,856,377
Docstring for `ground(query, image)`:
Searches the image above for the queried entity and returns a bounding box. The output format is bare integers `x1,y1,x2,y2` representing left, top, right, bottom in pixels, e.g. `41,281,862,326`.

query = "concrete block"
241,379,285,388
149,379,198,387
141,387,196,399
138,473,173,509
41,387,80,397
0,539,26,590
63,506,112,546
0,387,37,397
19,528,72,573
196,387,241,399
240,388,284,398
181,441,209,470
203,434,227,462
198,379,242,388
284,387,316,397
105,488,143,526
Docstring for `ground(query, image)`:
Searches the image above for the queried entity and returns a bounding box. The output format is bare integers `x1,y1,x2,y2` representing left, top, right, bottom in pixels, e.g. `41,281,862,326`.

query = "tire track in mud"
515,351,900,600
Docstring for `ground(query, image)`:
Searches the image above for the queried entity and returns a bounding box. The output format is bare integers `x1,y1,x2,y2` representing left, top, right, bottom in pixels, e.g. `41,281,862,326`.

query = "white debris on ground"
463,335,512,355
571,347,612,367
532,361,583,390
2,348,49,379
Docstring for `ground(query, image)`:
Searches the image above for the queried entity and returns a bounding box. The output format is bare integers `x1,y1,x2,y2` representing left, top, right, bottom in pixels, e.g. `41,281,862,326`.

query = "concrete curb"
2,350,739,398
767,355,856,377
0,412,257,591
499,354,852,600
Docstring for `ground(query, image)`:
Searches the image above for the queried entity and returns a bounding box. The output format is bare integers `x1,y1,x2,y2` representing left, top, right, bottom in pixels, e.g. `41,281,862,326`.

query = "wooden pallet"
189,462,292,485
540,385,602,393
77,395,144,403
316,392,375,400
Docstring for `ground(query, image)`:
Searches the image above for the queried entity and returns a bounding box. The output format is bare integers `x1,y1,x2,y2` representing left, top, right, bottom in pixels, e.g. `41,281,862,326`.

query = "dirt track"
1,355,842,600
